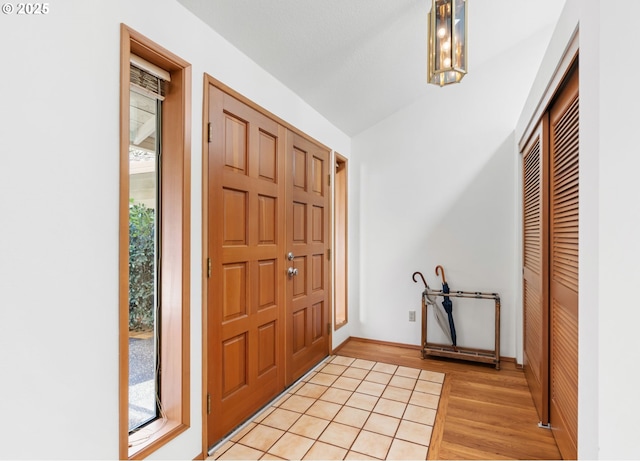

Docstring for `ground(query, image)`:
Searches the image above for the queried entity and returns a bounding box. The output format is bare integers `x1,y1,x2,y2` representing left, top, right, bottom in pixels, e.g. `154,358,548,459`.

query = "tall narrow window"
120,25,191,459
334,154,348,329
128,61,164,432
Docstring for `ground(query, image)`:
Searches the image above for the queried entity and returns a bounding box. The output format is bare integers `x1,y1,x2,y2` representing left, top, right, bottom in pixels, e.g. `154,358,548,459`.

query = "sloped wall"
349,26,557,359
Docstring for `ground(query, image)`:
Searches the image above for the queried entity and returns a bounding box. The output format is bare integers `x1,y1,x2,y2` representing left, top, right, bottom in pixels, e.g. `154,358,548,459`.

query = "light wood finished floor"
335,338,561,460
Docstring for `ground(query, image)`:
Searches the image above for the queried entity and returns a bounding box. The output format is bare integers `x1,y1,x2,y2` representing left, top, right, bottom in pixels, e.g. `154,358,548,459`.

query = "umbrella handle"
435,265,447,284
412,271,428,288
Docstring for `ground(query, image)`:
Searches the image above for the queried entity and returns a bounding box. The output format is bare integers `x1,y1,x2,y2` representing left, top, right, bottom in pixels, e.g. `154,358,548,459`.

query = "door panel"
206,84,333,447
549,67,579,460
522,116,550,426
521,63,578,460
286,131,330,383
207,86,286,443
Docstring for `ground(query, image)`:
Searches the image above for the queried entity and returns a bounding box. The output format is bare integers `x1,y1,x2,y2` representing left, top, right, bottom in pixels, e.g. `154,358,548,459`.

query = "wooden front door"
206,86,286,443
548,67,579,460
285,130,331,383
205,83,332,447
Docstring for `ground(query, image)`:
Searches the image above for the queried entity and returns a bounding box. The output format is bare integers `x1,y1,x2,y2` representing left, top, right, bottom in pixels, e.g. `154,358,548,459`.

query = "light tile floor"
208,355,445,460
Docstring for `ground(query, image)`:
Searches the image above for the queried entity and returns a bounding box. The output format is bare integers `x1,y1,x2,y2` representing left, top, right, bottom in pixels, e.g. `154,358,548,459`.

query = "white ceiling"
177,0,566,137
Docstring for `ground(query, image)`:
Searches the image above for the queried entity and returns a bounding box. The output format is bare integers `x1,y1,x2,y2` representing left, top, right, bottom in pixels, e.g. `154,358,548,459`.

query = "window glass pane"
128,89,159,432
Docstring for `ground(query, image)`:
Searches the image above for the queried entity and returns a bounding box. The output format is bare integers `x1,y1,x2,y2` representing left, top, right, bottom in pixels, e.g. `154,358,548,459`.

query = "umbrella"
436,265,457,347
413,271,453,345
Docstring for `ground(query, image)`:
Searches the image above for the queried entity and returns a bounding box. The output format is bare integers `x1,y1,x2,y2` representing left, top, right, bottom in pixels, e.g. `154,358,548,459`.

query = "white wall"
0,1,349,459
581,1,640,458
517,1,640,458
349,26,556,358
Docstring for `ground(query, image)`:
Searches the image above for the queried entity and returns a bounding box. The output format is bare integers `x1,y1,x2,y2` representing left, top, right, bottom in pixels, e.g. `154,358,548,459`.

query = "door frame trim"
201,74,333,453
332,152,348,331
203,76,332,151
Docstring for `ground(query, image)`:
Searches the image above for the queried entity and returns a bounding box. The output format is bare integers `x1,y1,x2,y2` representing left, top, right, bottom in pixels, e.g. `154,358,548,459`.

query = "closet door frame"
520,53,579,460
548,63,579,460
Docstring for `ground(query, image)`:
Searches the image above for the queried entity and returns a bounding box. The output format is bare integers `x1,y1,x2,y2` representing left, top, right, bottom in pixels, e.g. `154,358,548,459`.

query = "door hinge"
207,393,211,415
207,257,212,278
327,322,331,333
328,174,331,186
208,122,213,143
327,248,331,261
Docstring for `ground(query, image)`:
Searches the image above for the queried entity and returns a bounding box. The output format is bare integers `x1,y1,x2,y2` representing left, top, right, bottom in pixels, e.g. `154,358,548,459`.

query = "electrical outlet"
409,310,416,322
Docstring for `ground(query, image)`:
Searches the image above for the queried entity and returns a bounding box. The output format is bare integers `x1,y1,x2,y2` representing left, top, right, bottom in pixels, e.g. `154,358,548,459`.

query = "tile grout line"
328,357,441,459
228,361,338,459
309,356,378,459
211,355,443,460
207,355,334,458
320,358,437,459
308,357,427,459
251,357,362,459
283,356,358,459
299,357,428,459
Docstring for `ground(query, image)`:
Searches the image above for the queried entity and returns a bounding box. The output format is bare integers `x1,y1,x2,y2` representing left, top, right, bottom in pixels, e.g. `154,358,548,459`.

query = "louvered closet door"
549,67,579,460
207,86,286,443
522,116,550,426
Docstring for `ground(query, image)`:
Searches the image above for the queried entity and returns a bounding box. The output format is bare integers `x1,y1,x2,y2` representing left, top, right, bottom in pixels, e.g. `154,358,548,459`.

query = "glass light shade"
428,0,467,86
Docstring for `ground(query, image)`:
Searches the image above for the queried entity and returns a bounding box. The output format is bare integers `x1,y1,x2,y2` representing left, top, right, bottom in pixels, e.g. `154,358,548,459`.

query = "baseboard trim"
500,356,522,368
335,337,520,369
332,336,351,353
333,336,421,354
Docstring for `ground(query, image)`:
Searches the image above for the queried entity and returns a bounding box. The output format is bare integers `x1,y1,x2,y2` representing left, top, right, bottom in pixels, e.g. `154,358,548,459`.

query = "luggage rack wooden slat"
421,288,501,369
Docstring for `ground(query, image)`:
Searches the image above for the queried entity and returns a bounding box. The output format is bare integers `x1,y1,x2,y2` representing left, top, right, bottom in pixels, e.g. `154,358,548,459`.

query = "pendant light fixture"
428,0,467,86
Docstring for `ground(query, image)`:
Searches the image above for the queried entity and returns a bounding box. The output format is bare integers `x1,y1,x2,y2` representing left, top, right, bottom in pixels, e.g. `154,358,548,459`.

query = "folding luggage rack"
414,273,501,369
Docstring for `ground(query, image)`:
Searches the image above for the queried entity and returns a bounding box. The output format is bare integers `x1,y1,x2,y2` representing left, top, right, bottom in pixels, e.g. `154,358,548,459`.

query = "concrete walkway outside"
129,335,155,430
